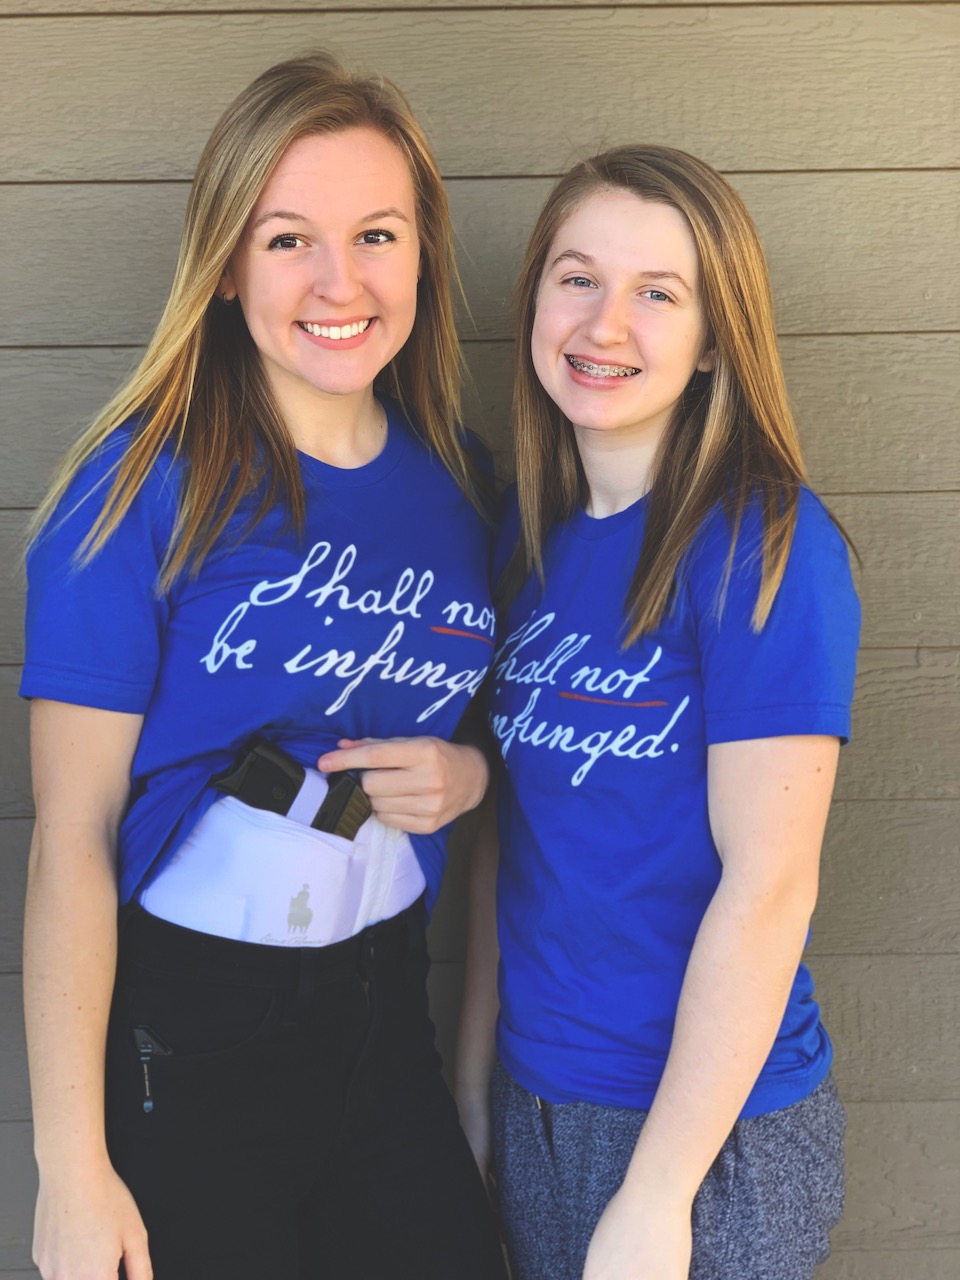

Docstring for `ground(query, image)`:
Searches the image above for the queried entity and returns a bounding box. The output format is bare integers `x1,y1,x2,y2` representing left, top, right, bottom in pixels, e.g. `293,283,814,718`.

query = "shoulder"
687,486,849,585
32,417,181,560
680,485,859,645
788,487,851,567
63,416,179,502
22,419,178,710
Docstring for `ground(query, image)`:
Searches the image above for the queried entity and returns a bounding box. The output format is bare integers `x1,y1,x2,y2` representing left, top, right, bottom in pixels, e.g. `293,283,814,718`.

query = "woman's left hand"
317,736,489,833
583,1186,693,1280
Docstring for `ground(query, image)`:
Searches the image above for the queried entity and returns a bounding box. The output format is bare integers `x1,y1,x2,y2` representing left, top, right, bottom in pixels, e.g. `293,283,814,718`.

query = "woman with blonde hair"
457,145,859,1279
22,51,506,1280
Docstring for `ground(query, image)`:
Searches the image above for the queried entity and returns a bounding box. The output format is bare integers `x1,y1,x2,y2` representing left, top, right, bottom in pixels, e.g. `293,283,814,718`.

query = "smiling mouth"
297,319,372,340
566,354,641,378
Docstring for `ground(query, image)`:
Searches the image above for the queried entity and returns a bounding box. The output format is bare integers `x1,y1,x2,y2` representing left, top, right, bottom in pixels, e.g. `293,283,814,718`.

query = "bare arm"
24,698,152,1280
583,735,840,1280
453,789,502,1182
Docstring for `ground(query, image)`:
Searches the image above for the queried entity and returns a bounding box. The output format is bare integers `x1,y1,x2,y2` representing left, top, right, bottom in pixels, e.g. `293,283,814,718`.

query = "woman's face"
223,128,421,419
531,188,713,448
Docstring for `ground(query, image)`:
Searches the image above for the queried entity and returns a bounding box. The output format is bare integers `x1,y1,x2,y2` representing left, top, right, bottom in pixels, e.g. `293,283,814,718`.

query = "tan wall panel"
1,173,956,349
0,519,25,666
810,802,960,956
0,822,30,974
835,1102,960,1249
0,1122,36,1272
819,1250,960,1280
0,0,927,12
4,336,956,507
0,980,28,1124
4,496,956,661
4,649,959,820
814,955,960,1102
464,336,960,493
0,185,186,348
842,649,960,800
0,349,142,508
0,5,955,1272
843,650,960,801
2,1103,958,1267
437,801,960,963
7,798,956,977
3,952,959,1119
832,494,960,649
785,335,960,495
2,9,956,180
2,789,955,973
0,673,31,821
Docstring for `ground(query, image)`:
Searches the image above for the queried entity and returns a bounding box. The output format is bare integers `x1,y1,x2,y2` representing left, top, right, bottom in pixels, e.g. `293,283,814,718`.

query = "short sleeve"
20,431,178,713
686,490,860,744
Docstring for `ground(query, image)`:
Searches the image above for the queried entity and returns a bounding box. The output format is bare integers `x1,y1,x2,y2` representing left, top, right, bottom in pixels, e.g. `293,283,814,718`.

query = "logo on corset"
288,884,313,934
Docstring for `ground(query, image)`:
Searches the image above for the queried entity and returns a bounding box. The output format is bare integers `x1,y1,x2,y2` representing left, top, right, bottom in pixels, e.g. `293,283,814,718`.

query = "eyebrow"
549,249,692,293
251,209,308,232
363,206,412,224
250,205,412,232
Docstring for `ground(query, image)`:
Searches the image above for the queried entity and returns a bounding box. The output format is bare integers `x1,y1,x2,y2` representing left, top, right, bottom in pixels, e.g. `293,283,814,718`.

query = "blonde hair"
32,51,478,586
510,144,831,642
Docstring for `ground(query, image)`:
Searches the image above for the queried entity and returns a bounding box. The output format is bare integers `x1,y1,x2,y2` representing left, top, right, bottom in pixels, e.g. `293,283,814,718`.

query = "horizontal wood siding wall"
0,4,956,1275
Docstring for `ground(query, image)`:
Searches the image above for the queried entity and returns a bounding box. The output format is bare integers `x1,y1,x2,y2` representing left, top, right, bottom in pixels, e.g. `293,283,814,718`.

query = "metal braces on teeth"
567,356,640,377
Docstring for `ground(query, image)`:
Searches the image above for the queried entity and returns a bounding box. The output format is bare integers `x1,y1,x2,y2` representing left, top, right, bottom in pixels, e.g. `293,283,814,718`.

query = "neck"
574,422,663,519
275,381,387,468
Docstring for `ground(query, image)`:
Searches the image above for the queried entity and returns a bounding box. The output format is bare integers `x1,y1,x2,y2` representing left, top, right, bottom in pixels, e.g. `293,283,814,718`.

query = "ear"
218,265,238,304
696,345,716,374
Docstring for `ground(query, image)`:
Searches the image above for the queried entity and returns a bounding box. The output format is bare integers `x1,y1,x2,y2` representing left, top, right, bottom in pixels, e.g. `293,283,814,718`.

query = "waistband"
119,895,426,990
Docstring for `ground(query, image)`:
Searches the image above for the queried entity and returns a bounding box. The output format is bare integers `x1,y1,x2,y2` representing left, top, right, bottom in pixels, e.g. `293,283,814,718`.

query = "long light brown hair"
510,144,835,642
32,51,479,587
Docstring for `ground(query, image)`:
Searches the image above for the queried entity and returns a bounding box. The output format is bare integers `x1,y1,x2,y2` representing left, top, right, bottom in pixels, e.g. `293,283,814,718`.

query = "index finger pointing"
318,738,416,774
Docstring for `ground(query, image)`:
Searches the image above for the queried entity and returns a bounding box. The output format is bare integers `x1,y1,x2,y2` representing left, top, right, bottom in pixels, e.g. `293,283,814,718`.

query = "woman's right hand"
34,1159,152,1280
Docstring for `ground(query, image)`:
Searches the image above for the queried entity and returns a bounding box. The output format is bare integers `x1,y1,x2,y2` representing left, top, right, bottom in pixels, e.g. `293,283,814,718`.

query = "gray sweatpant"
492,1061,845,1280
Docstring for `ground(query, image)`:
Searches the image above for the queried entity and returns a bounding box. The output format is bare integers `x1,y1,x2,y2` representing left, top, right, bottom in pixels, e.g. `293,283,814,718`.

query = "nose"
312,246,363,307
584,288,631,347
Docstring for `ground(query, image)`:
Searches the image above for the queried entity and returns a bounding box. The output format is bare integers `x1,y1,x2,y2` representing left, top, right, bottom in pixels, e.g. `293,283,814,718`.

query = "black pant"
105,899,505,1280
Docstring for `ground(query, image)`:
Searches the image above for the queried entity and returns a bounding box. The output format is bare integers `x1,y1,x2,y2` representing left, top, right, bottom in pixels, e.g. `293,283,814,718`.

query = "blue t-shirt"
489,487,860,1117
21,402,495,910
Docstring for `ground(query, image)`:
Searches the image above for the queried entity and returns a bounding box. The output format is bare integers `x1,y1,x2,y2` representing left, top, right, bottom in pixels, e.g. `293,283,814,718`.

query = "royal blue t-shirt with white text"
22,403,495,910
489,487,860,1117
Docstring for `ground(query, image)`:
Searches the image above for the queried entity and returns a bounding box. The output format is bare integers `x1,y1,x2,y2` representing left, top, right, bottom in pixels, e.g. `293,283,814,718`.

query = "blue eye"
564,275,595,288
359,229,396,246
643,289,671,302
267,233,305,251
